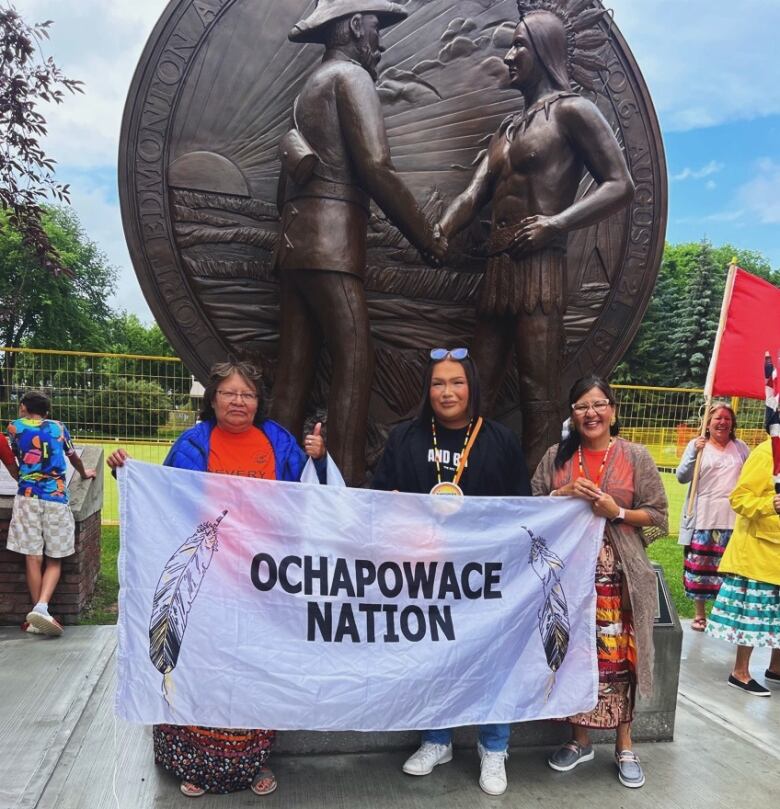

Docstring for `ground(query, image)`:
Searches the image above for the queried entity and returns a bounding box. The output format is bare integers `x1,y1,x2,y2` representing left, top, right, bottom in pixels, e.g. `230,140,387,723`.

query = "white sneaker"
402,742,453,776
26,610,64,637
477,742,508,796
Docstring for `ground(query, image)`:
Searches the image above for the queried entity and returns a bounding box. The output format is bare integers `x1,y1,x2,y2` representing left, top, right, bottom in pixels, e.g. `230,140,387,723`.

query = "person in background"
706,438,780,696
373,347,531,796
532,375,667,789
108,359,325,798
4,390,96,636
676,404,749,630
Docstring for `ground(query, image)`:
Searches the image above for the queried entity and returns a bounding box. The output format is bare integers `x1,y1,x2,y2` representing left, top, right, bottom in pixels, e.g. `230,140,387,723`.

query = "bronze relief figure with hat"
271,0,447,486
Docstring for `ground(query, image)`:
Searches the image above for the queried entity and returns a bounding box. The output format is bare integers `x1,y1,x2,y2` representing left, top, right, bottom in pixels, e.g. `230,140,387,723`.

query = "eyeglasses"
216,390,258,402
571,398,612,414
430,347,469,361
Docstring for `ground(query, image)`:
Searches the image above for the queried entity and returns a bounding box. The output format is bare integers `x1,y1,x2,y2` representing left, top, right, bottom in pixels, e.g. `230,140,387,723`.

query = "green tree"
105,313,174,358
611,263,679,386
670,241,719,387
0,205,116,396
613,242,778,387
0,6,82,276
103,314,191,404
88,377,171,438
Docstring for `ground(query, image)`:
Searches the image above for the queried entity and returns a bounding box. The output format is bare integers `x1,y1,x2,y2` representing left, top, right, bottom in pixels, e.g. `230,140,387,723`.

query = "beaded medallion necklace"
577,437,614,487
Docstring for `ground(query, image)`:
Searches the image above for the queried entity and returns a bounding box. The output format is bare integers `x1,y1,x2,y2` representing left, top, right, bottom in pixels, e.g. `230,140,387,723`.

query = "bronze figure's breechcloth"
479,236,568,317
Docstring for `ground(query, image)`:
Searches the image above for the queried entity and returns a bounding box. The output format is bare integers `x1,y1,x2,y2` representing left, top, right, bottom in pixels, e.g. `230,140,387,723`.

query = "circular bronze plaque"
120,0,666,439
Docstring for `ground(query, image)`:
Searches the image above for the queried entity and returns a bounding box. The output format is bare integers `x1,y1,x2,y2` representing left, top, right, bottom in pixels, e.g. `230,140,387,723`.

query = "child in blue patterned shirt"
4,390,95,635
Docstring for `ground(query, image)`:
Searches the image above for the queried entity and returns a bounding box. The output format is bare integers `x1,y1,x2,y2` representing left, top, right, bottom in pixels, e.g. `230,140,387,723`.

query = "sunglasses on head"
430,347,469,361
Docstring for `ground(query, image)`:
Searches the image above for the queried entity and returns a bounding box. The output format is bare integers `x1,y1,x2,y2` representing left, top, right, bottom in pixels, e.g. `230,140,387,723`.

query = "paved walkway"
0,623,777,809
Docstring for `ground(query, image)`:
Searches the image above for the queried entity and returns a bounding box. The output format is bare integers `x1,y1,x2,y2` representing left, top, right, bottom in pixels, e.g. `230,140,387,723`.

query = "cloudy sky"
21,0,780,322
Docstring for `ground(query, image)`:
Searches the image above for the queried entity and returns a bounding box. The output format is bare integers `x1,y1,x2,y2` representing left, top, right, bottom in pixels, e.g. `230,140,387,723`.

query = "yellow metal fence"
0,347,770,530
0,347,196,524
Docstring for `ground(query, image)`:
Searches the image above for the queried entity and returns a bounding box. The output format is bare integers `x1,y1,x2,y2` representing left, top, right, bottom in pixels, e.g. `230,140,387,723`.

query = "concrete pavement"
0,623,777,809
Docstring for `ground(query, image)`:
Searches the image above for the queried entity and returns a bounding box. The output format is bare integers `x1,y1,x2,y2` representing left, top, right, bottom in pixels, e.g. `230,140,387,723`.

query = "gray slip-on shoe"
547,741,594,772
615,749,645,788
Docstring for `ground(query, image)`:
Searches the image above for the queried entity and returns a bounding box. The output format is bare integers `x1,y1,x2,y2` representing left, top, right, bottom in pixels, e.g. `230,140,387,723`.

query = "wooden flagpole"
686,258,739,518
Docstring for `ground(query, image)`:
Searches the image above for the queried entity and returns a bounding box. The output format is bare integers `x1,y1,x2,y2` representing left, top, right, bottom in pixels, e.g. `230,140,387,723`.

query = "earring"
610,415,616,426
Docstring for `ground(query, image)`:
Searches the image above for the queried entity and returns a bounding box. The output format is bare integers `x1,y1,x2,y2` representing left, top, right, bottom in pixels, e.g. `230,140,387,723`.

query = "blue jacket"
163,419,325,482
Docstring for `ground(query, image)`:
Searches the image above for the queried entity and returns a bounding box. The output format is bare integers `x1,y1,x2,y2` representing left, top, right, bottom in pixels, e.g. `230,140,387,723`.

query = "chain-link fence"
0,347,198,523
614,384,743,469
0,347,196,437
610,384,767,534
0,347,770,528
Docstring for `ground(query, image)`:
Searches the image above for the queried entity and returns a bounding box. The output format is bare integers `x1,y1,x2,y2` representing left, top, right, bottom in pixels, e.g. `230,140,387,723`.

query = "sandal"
691,617,706,632
180,781,206,797
251,766,278,796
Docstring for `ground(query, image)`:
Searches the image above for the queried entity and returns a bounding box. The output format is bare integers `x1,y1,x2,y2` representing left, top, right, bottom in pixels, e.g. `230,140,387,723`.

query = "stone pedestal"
0,446,104,625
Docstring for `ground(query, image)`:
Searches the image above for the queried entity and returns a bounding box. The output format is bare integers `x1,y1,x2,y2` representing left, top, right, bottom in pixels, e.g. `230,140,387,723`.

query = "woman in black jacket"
372,348,531,796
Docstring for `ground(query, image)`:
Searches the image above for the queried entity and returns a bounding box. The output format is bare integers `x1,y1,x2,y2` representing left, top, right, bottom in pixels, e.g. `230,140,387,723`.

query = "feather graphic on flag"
149,510,227,700
527,528,571,699
764,352,780,493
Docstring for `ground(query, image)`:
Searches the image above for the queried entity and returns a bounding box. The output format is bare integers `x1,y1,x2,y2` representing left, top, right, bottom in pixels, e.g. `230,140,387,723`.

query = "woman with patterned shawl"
532,375,667,789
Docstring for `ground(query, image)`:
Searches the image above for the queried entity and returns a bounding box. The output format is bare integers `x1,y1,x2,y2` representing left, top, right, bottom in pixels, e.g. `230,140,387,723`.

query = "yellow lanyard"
430,417,483,486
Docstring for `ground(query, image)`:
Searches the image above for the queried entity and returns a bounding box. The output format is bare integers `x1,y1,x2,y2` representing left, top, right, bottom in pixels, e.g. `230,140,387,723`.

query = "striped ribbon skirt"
706,574,780,647
683,528,732,601
568,536,635,729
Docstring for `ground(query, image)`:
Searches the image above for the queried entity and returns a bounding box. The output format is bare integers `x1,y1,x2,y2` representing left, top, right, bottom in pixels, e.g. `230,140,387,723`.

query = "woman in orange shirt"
108,359,325,798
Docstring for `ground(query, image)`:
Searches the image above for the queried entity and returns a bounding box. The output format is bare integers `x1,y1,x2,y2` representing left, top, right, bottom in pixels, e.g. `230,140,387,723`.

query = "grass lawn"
82,440,171,523
646,536,692,619
78,524,120,625
660,471,687,538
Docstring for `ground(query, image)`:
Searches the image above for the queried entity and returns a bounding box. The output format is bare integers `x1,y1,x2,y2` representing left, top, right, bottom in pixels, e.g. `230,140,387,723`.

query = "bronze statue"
270,0,446,486
120,0,666,480
439,2,635,470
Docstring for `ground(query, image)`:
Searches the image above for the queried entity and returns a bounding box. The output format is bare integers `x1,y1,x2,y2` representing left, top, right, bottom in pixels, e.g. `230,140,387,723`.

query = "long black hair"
416,354,482,425
554,375,620,468
199,359,268,425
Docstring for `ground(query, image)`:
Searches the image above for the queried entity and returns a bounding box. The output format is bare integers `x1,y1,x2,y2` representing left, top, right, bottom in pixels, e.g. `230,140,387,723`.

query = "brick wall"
0,510,102,626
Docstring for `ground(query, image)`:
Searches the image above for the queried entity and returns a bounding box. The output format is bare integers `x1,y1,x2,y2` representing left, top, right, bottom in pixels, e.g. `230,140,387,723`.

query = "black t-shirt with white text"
429,423,469,480
372,418,531,496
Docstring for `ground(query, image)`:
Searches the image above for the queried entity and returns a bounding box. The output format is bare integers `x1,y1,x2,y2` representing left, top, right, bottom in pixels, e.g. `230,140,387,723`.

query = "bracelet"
550,489,558,497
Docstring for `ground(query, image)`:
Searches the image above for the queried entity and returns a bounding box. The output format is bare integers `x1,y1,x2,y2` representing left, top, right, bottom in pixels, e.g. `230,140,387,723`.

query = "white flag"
116,460,601,731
